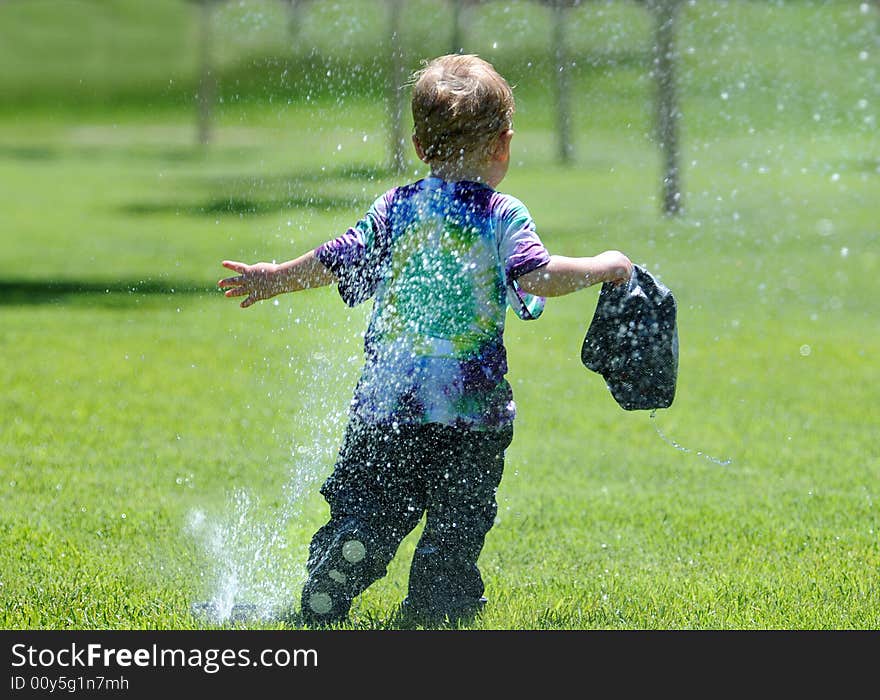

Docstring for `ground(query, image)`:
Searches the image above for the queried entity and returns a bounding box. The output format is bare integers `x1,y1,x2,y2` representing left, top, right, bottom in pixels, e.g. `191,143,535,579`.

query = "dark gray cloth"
581,264,678,411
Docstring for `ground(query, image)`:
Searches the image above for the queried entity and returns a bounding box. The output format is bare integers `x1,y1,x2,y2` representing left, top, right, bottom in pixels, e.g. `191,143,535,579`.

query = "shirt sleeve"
494,193,551,320
315,188,394,306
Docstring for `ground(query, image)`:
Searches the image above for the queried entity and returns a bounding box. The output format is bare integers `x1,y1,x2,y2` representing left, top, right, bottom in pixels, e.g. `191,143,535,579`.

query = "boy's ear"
493,129,514,160
412,135,428,163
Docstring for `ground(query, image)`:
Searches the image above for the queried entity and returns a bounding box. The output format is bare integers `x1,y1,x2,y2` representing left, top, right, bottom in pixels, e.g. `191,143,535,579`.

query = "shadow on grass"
0,145,59,161
121,193,370,217
0,143,215,163
0,279,215,307
205,163,394,186
122,163,397,217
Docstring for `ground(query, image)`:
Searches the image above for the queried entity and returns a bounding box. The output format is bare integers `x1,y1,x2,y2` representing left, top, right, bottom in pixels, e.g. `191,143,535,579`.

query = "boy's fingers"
218,260,258,307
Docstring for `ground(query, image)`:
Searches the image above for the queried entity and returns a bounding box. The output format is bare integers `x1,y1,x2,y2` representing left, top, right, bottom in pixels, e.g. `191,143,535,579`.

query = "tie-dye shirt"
316,176,551,429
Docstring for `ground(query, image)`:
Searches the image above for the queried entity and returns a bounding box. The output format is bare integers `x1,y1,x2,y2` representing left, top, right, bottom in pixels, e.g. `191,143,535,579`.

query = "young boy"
218,54,632,626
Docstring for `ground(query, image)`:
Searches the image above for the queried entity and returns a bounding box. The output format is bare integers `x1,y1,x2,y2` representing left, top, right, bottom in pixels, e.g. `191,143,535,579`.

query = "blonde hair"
410,54,515,166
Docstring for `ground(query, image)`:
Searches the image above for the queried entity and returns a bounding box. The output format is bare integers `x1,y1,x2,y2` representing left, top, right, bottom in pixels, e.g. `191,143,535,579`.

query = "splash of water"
187,488,290,623
188,309,355,625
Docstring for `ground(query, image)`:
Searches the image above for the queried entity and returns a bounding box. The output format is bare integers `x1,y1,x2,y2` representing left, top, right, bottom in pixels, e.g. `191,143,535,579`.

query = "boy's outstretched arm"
218,250,336,308
515,250,633,298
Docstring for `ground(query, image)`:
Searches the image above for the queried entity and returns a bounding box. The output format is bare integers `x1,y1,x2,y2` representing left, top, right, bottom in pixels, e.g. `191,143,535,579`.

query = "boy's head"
410,54,515,172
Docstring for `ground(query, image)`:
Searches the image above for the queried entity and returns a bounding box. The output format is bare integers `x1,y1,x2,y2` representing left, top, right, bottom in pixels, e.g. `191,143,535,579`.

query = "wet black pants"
300,417,512,625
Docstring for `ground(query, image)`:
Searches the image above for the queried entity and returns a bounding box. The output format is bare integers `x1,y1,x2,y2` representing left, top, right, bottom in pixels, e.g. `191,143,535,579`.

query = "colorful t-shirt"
316,176,550,429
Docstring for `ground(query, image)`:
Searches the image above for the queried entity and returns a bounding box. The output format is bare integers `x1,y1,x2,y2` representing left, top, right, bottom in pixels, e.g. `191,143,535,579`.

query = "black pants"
300,417,513,624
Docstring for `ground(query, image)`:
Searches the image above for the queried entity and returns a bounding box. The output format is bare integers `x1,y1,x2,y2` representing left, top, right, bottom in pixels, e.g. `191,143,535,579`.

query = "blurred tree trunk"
552,0,574,165
285,0,303,40
450,0,464,54
196,0,217,147
387,0,407,174
648,0,683,215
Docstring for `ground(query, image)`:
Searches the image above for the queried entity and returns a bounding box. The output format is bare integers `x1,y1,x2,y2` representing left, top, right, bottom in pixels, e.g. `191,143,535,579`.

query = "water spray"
649,409,732,466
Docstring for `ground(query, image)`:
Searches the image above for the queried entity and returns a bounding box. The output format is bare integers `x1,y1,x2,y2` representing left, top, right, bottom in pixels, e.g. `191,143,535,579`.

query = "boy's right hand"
596,250,633,286
217,260,281,308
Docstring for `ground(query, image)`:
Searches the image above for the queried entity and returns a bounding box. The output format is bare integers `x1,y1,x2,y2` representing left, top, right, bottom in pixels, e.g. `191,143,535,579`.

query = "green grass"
1,0,878,630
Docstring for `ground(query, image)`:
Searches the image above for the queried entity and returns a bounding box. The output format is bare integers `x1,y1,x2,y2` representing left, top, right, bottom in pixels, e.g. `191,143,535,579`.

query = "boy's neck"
428,158,506,189
416,129,512,189
429,165,491,186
